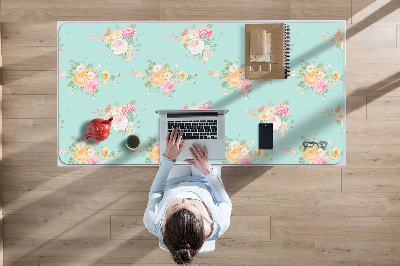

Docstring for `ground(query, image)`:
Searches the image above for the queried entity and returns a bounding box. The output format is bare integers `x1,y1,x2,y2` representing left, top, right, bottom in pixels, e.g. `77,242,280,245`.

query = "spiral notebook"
245,23,290,79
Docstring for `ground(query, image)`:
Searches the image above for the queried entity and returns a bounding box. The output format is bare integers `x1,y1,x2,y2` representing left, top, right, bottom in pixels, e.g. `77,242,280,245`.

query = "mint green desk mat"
58,22,345,165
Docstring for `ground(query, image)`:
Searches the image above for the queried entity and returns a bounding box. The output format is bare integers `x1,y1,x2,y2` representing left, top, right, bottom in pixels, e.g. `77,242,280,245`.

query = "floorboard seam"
270,216,272,240
351,0,353,24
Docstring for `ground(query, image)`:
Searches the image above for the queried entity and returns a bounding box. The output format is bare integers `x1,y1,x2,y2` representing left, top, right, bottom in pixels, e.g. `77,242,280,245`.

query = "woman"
144,127,232,264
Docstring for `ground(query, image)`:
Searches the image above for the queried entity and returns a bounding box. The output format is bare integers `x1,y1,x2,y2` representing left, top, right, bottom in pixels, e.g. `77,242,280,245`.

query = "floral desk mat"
58,22,345,165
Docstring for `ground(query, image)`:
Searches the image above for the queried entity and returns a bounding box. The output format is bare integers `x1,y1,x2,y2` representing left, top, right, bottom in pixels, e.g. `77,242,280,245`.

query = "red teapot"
84,117,113,142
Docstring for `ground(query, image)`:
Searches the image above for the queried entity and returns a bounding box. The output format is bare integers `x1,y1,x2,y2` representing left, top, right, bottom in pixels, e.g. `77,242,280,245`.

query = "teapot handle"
84,133,91,140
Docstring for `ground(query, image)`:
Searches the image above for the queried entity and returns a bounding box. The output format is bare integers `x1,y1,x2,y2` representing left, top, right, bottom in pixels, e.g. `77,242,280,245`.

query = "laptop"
155,109,229,160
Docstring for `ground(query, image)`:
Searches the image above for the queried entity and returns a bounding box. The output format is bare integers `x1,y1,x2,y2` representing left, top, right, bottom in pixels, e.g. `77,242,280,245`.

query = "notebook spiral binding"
284,24,291,79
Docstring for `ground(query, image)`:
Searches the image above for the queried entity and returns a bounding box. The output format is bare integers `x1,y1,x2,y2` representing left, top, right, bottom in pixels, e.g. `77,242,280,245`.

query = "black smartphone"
259,123,273,149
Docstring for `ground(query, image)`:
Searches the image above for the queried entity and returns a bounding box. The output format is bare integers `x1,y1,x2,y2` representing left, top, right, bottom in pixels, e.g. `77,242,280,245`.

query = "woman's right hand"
184,144,212,175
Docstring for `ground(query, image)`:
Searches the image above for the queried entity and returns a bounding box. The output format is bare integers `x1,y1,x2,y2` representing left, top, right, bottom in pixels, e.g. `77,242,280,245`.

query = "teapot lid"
88,122,105,136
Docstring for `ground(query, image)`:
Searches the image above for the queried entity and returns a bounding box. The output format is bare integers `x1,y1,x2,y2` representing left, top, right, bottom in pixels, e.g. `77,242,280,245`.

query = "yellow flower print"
302,148,319,163
258,112,268,120
188,29,198,39
104,36,115,44
104,112,113,120
182,36,191,43
111,106,122,116
265,106,275,115
303,71,319,86
226,71,242,86
331,147,340,157
101,147,110,157
149,147,160,163
178,70,187,81
73,71,89,86
331,70,340,81
111,29,122,38
149,72,166,86
72,148,89,163
101,71,110,81
254,147,263,157
226,148,242,163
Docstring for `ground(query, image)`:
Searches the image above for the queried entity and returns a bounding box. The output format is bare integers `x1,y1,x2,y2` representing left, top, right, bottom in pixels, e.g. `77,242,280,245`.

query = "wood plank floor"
1,0,400,264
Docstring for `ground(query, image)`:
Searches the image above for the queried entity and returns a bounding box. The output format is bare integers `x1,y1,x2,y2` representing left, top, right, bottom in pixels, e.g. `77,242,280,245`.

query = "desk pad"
58,22,345,165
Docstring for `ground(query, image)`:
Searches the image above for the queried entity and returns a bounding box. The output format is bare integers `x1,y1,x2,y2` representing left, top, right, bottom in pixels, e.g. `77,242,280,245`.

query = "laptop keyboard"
168,120,218,139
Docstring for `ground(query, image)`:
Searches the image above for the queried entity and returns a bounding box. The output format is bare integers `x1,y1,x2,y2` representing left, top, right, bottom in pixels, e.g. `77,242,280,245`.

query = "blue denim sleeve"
143,154,175,237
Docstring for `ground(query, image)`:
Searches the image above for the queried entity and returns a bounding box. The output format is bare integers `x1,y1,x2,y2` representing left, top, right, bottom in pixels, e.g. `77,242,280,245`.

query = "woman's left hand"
164,127,186,161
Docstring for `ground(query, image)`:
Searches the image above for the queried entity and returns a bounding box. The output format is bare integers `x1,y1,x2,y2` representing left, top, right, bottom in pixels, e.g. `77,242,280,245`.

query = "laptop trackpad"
182,141,215,159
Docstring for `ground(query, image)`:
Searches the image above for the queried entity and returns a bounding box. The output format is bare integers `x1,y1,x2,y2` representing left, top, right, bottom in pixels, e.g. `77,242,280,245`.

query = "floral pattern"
142,137,160,164
221,136,274,164
131,60,197,100
61,137,121,164
61,59,121,100
92,24,142,63
321,28,343,58
245,101,295,139
284,136,343,164
291,59,343,100
182,100,212,110
58,22,344,165
168,24,219,62
59,31,69,52
207,60,268,100
58,108,69,129
91,100,142,136
322,105,344,135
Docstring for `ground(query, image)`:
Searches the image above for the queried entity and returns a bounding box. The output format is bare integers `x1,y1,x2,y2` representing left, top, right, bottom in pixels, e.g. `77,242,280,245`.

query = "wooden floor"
1,0,400,265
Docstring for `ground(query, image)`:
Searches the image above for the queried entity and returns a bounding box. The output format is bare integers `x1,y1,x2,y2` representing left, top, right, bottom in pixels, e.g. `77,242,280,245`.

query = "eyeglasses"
303,140,328,149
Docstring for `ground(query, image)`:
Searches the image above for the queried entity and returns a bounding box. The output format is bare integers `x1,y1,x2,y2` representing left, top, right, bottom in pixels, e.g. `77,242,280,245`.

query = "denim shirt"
143,155,232,243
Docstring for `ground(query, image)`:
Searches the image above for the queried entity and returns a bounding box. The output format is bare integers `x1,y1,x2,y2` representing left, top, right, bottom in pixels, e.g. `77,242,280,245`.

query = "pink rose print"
275,104,289,116
265,115,282,131
198,27,213,39
84,80,98,94
314,79,328,94
237,156,251,164
238,80,251,94
314,156,328,164
122,104,136,116
122,27,136,39
188,39,204,55
84,156,98,164
198,103,212,109
111,38,128,55
161,80,175,94
112,115,128,131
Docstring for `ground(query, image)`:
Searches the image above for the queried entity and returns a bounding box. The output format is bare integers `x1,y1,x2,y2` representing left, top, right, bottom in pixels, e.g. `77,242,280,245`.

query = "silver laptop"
155,109,229,160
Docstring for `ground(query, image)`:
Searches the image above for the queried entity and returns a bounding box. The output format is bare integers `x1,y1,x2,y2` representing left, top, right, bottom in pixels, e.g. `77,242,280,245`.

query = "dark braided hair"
163,208,205,264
